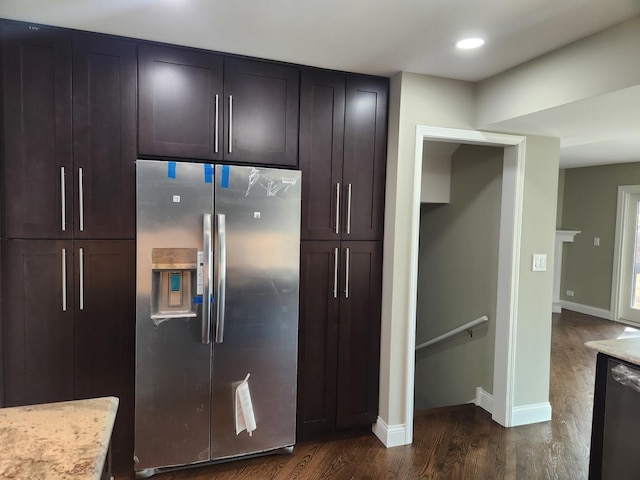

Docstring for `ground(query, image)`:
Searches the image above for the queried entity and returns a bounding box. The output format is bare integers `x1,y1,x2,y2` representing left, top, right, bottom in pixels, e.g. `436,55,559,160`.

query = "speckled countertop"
585,337,640,365
0,396,118,480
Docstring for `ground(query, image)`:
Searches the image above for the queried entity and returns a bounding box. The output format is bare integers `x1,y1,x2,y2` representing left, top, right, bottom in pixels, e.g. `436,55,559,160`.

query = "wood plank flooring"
121,310,631,480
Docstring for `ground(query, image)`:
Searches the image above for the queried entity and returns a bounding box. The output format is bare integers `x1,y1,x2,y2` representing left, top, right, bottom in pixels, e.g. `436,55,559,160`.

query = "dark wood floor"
122,310,630,480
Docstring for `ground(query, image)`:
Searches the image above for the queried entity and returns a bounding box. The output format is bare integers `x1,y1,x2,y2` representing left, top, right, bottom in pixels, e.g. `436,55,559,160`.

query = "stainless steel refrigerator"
134,160,301,477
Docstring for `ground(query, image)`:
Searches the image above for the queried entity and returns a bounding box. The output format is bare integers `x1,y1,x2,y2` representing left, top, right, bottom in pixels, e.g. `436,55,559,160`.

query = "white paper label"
172,195,181,203
196,251,204,295
235,374,256,436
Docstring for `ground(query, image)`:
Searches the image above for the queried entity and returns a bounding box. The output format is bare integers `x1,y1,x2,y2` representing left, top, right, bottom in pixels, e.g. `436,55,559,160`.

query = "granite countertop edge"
585,337,640,366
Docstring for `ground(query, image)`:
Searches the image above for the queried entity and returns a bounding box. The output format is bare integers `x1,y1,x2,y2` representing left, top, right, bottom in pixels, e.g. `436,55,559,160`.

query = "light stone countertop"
585,337,640,366
0,396,118,480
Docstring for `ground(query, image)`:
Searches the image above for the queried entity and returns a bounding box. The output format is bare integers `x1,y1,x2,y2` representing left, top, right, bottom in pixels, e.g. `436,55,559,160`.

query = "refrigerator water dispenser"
150,247,200,320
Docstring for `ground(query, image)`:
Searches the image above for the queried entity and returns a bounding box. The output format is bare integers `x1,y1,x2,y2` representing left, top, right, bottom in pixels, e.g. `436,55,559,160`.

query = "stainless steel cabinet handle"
215,213,227,343
344,247,350,299
335,183,341,235
61,248,67,311
228,95,233,154
202,214,212,344
60,167,66,231
333,247,339,299
79,247,84,310
346,183,352,235
78,168,84,232
214,94,219,154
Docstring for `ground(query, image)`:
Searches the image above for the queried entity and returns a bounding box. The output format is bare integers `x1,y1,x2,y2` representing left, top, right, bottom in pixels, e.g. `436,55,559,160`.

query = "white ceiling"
1,0,639,168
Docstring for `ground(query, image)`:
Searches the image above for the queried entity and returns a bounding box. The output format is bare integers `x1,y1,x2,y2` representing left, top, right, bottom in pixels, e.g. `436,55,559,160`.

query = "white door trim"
610,185,640,324
404,126,526,443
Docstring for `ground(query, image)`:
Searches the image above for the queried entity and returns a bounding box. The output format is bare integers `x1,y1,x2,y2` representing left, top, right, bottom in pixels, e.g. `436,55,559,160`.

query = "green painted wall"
415,144,503,409
561,162,640,310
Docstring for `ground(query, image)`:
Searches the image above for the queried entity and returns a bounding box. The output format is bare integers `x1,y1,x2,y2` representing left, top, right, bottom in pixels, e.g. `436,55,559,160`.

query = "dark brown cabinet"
2,24,73,239
1,23,137,472
298,240,382,438
72,34,137,239
1,26,136,240
73,240,135,470
297,69,387,439
138,45,299,166
300,71,387,241
1,240,135,467
2,240,74,406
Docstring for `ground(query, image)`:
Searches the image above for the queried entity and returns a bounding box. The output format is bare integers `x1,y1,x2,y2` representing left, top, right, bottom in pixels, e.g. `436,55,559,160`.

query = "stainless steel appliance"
134,160,301,478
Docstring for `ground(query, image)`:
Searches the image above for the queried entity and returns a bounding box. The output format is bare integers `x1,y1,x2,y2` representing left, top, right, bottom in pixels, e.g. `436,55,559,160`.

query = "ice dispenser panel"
151,248,201,320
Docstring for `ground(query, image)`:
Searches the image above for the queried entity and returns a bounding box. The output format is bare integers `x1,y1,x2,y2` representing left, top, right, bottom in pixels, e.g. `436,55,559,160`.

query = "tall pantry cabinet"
297,70,387,439
0,23,136,469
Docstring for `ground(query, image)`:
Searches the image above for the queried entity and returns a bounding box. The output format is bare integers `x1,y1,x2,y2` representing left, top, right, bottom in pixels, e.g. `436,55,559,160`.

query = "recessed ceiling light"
455,37,485,50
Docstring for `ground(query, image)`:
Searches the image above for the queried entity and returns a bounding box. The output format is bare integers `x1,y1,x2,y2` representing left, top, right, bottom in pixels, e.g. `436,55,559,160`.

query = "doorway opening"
401,126,526,445
612,185,640,325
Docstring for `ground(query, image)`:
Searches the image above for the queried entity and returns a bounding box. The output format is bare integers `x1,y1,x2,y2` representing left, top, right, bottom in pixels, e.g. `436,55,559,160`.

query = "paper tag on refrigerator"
235,374,257,436
197,251,204,295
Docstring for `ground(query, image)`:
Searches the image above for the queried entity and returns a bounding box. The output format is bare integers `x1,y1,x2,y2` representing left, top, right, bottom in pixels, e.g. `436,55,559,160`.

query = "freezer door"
210,165,301,460
135,160,214,471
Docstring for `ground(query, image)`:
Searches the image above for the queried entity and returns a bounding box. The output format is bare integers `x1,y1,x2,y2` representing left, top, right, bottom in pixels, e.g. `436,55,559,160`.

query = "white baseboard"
372,417,408,448
552,302,561,314
560,300,612,320
511,402,552,427
472,387,493,414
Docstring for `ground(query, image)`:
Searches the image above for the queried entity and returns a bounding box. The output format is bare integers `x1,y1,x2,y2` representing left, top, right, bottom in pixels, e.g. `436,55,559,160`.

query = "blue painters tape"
192,294,215,305
168,161,176,179
221,165,230,188
204,164,213,184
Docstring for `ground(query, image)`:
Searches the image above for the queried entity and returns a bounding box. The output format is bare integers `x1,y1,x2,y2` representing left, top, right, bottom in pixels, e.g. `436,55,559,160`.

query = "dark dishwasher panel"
601,358,640,479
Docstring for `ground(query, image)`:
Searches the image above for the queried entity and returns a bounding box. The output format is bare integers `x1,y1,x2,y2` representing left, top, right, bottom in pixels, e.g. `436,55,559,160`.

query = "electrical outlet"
594,237,600,246
566,290,575,297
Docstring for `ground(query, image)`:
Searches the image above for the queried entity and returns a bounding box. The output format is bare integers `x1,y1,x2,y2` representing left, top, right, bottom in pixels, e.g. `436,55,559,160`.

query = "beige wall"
415,144,503,409
381,71,559,429
560,162,640,310
381,72,476,425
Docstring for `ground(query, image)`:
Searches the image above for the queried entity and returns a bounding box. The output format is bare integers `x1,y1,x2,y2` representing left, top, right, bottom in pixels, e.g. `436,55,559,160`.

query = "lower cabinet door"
297,240,383,438
336,241,382,429
297,241,341,438
73,240,135,471
2,239,74,406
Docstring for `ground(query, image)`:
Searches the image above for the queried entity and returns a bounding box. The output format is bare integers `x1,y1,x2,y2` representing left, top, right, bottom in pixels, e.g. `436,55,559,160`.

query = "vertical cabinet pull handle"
61,248,67,311
228,95,233,154
214,94,219,154
60,167,66,231
215,213,227,343
344,247,350,299
346,183,352,235
202,214,212,344
335,183,341,235
333,247,339,299
79,247,84,310
78,168,84,232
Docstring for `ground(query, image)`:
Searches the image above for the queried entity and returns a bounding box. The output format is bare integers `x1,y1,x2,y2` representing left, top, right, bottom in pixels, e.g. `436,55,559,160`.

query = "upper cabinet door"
73,34,137,239
299,70,345,241
2,24,73,239
342,76,388,241
138,44,223,160
223,58,299,167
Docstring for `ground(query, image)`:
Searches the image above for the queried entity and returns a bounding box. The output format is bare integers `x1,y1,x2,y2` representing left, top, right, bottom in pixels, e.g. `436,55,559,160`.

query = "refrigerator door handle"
202,214,213,344
215,213,227,343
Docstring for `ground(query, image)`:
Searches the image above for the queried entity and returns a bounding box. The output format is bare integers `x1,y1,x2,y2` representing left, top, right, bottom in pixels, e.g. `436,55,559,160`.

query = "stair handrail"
415,315,489,351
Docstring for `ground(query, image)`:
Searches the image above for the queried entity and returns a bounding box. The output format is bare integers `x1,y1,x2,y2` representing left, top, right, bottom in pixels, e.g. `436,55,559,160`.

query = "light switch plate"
532,254,547,272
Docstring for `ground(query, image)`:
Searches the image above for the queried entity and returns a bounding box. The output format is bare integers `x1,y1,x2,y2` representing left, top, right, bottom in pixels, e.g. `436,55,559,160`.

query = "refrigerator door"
135,160,214,471
210,165,301,460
